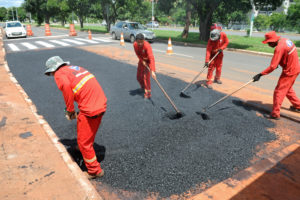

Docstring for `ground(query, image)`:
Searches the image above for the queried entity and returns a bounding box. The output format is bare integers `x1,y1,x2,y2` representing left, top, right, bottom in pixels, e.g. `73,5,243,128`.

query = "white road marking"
74,38,99,44
49,40,70,46
62,39,85,45
153,48,194,58
35,41,55,48
21,42,38,49
7,44,20,51
92,37,111,43
3,34,69,41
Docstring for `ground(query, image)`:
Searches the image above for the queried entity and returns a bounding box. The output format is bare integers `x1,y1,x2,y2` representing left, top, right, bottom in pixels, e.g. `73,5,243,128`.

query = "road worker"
133,33,156,99
44,56,107,178
205,23,229,89
253,31,300,120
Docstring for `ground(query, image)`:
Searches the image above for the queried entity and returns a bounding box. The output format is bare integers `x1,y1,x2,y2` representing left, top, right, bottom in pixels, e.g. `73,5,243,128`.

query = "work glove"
218,49,223,53
253,73,262,82
64,108,77,120
204,62,209,68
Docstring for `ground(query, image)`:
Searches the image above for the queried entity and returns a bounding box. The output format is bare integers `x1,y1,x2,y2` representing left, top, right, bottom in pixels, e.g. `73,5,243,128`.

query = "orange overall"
205,32,229,85
54,65,107,175
261,38,300,118
133,41,156,97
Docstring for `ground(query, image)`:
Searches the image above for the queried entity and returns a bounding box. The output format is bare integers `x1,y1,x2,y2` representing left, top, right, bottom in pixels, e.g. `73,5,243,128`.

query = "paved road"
3,27,300,198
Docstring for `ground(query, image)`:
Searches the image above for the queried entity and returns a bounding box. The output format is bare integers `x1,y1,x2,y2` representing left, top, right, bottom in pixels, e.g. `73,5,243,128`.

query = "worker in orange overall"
205,23,229,89
133,33,156,99
45,56,107,179
253,31,300,120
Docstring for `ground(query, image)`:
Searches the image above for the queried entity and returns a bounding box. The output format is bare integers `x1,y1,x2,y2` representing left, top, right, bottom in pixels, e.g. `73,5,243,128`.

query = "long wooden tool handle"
181,51,220,93
153,77,181,113
146,65,181,113
205,79,254,111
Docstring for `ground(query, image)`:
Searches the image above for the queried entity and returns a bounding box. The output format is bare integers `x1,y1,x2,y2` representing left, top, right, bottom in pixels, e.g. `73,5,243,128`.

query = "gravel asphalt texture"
7,47,276,198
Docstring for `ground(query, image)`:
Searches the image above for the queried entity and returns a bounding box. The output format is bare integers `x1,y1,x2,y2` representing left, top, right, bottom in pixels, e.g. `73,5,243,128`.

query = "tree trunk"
45,15,50,24
79,17,83,29
199,8,214,41
181,1,192,39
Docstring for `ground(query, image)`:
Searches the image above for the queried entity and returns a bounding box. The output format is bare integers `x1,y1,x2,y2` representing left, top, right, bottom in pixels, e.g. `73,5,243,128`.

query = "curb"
0,28,102,200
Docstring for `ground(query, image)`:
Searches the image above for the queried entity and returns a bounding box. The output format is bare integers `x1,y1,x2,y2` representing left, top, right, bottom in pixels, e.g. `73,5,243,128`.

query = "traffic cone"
45,24,52,36
166,37,173,55
88,30,92,40
120,32,125,46
26,24,33,36
69,24,77,36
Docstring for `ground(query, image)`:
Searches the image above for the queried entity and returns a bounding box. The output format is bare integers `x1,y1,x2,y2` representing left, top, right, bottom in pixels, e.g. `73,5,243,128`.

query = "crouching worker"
253,31,300,120
44,56,107,179
133,33,156,99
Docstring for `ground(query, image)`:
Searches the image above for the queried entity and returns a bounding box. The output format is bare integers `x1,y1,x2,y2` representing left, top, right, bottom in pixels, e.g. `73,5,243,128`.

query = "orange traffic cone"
88,30,92,40
45,24,52,36
26,24,33,36
120,32,125,46
166,37,173,55
69,24,77,36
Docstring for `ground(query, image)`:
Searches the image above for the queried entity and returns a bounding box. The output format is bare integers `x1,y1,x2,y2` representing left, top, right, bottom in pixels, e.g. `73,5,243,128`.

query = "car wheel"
130,35,135,43
112,32,117,40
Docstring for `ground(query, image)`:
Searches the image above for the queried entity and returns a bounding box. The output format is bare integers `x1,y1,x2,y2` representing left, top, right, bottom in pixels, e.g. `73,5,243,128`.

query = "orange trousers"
272,73,300,117
137,62,151,92
206,53,224,84
77,112,104,175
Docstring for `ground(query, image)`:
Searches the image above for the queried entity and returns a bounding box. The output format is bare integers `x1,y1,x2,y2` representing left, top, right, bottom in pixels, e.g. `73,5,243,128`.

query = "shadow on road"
59,138,106,171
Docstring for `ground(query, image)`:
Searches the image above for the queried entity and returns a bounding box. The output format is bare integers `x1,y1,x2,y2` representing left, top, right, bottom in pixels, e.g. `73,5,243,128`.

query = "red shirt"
205,32,229,62
133,41,156,71
54,65,107,116
261,38,300,76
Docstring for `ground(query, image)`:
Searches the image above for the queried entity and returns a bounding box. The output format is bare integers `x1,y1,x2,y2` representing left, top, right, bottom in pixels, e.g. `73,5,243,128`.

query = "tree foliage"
270,12,286,32
254,14,270,31
0,7,7,21
286,0,300,33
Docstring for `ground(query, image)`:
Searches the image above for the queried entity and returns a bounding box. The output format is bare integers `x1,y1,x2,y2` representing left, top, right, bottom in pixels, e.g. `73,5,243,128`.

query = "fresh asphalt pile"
7,47,276,198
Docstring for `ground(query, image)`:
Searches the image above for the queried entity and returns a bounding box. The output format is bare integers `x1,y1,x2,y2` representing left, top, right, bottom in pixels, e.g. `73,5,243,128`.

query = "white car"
4,21,27,39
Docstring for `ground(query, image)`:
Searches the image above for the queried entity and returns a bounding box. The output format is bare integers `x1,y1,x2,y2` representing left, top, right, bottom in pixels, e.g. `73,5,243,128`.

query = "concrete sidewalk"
0,31,101,200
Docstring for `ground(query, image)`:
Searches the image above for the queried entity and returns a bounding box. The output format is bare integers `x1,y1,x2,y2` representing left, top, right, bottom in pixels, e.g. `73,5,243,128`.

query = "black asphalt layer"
7,47,276,198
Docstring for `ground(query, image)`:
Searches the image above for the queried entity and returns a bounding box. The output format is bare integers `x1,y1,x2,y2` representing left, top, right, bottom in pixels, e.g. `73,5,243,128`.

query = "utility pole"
151,0,154,30
11,8,14,21
16,7,18,21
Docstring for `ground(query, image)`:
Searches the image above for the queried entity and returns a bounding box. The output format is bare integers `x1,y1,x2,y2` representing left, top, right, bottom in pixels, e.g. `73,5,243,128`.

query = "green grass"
153,30,300,55
50,24,107,33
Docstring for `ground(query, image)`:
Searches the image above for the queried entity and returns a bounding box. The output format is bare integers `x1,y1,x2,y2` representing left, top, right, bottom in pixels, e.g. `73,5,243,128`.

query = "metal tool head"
179,92,191,98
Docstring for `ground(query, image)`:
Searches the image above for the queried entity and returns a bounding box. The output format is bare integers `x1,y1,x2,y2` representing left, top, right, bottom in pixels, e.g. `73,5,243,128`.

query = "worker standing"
44,56,107,178
133,33,156,99
205,23,229,89
253,31,300,120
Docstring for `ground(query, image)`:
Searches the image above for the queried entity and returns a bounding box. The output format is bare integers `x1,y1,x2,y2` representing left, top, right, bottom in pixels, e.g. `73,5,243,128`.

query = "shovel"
196,79,254,120
145,65,184,120
180,51,220,98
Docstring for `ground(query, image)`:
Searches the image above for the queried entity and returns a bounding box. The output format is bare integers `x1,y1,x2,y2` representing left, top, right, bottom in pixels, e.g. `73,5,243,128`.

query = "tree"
181,0,192,38
57,0,70,26
286,0,300,33
254,14,270,31
270,12,286,32
0,7,7,21
16,6,27,22
24,0,47,25
67,0,96,28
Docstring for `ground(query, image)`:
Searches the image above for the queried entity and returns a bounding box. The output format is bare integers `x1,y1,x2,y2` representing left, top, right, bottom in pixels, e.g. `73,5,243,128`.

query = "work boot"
289,106,300,113
144,93,151,99
205,83,213,89
263,113,280,120
214,79,222,84
84,170,104,179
